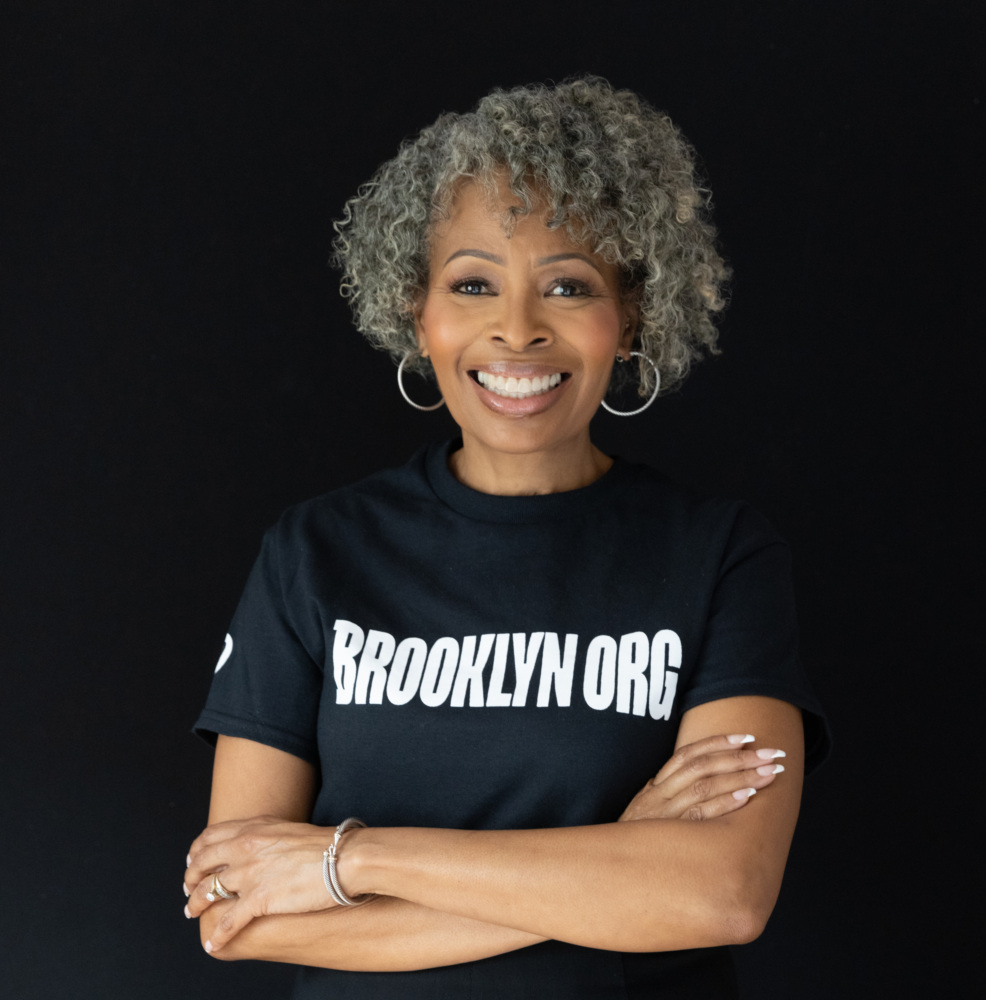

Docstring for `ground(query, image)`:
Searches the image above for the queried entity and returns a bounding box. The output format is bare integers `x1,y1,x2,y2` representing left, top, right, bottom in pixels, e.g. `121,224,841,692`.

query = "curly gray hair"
331,76,728,396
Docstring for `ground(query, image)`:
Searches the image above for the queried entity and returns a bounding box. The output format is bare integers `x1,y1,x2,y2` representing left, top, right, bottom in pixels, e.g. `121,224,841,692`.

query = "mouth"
470,370,568,400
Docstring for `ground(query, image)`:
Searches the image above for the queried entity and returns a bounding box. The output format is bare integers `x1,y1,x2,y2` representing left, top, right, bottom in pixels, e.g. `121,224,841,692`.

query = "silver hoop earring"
397,355,445,412
600,351,660,417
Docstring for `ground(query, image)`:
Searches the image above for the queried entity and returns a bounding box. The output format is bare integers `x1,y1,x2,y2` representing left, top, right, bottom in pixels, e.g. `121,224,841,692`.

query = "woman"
185,77,828,998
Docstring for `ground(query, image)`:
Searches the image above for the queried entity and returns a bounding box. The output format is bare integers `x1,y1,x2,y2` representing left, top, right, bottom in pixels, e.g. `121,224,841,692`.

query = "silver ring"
210,874,235,900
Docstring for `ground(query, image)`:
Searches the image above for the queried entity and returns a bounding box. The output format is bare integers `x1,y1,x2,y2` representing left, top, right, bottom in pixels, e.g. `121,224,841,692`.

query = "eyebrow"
442,249,603,273
444,249,504,267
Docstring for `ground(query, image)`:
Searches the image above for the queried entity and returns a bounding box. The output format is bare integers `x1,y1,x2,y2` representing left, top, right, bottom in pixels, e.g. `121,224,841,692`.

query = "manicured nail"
733,787,757,800
186,854,192,867
183,882,190,897
727,734,755,744
205,892,215,902
204,940,213,954
757,763,785,776
184,904,191,919
756,748,786,760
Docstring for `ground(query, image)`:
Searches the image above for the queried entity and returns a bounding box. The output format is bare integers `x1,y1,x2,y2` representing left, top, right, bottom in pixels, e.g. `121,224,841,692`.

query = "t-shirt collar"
424,438,630,524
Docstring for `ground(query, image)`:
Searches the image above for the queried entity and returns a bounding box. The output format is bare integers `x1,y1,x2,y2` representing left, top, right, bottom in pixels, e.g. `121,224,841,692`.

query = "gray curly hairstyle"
332,76,728,396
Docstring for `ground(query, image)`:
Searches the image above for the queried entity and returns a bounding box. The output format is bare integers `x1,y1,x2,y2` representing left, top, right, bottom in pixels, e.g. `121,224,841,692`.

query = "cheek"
418,298,460,355
581,320,623,372
416,304,439,359
417,307,467,396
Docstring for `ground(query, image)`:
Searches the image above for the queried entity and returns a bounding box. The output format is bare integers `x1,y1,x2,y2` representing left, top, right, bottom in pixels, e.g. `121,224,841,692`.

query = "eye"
548,279,591,297
451,278,490,295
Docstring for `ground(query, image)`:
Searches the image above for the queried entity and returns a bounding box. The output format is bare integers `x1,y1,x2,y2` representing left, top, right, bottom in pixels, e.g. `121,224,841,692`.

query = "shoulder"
259,443,439,556
611,459,784,560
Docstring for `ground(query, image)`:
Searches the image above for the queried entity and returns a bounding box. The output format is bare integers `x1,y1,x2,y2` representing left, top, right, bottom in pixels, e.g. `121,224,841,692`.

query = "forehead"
429,174,595,260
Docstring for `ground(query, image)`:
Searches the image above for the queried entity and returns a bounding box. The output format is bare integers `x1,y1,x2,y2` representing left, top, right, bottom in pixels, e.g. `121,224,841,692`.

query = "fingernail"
757,763,785,776
756,748,786,760
727,734,755,744
205,893,215,902
204,940,213,954
184,904,191,919
733,787,756,800
186,854,192,867
183,882,190,897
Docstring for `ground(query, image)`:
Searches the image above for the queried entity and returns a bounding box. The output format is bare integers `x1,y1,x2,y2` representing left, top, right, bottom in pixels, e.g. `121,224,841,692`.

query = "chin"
471,423,586,458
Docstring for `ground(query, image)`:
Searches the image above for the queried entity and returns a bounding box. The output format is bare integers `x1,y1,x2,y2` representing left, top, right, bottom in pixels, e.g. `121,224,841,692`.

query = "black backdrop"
2,2,982,996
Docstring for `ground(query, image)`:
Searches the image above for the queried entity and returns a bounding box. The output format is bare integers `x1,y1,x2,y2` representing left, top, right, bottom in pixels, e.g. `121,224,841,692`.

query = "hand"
184,815,352,954
618,734,786,822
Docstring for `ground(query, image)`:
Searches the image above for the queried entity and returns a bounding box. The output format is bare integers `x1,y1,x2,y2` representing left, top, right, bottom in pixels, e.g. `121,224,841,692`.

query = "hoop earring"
397,355,445,412
600,351,660,417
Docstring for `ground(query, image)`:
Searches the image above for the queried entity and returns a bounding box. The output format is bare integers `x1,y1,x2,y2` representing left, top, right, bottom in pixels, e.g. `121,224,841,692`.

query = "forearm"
199,814,780,966
344,817,786,952
201,894,545,970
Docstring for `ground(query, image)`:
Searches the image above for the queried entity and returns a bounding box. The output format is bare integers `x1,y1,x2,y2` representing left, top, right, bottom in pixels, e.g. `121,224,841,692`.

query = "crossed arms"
185,695,803,970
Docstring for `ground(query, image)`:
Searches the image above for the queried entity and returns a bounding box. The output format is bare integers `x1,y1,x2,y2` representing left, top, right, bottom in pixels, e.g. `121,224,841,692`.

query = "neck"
449,432,613,496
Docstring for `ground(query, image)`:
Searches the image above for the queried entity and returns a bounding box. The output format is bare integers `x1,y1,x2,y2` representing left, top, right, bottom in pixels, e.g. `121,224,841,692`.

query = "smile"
474,371,564,399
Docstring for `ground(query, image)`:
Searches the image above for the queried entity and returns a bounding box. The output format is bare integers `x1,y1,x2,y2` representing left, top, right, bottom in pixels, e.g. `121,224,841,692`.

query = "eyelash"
449,277,594,297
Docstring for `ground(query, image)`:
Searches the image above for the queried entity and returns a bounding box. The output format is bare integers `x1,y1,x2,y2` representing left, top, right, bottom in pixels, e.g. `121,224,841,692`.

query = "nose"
486,291,553,351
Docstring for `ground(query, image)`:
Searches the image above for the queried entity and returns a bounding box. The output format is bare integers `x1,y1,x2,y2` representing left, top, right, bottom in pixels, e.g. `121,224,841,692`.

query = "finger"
650,734,756,784
649,744,787,801
186,831,248,894
677,732,756,759
184,860,225,907
186,815,277,875
678,785,761,822
185,867,235,919
675,759,787,821
663,761,786,820
186,819,243,862
621,760,785,821
187,818,249,864
203,898,258,956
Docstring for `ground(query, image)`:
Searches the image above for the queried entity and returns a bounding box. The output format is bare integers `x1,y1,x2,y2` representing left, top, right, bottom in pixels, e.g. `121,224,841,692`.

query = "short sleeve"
193,528,323,764
682,506,832,773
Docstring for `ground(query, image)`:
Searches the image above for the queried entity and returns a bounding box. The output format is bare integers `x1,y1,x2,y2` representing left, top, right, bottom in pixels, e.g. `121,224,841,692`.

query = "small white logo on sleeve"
215,633,234,673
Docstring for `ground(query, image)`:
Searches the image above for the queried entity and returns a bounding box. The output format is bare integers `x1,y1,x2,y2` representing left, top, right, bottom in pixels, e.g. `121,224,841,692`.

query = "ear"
618,303,639,358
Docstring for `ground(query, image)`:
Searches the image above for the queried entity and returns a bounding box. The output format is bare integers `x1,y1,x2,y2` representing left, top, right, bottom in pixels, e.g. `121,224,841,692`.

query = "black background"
2,1,982,996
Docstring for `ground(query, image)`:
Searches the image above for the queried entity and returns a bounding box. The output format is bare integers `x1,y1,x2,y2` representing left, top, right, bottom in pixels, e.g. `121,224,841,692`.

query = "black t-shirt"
195,440,830,999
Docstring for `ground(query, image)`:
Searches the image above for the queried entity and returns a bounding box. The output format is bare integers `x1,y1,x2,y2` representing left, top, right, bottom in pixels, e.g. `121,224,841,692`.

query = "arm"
189,695,801,965
342,695,802,952
194,736,546,969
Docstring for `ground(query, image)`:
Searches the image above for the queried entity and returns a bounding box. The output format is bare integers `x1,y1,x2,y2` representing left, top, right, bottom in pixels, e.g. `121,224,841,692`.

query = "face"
414,175,635,466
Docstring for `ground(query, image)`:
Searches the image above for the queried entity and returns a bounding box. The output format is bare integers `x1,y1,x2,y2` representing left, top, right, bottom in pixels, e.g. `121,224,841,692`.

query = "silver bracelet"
322,817,372,907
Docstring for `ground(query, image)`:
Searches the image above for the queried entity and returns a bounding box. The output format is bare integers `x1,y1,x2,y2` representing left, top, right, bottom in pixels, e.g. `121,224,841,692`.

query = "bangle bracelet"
322,817,373,907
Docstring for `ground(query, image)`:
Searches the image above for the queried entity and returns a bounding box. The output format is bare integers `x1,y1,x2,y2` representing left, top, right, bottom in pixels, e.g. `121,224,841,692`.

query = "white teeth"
476,371,562,399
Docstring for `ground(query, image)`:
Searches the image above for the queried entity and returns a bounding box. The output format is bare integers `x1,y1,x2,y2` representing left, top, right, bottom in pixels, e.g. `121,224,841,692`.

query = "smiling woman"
334,77,726,400
186,77,829,1000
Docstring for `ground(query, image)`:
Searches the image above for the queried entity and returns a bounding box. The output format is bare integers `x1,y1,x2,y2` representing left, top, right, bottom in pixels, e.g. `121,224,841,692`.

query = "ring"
209,874,235,900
